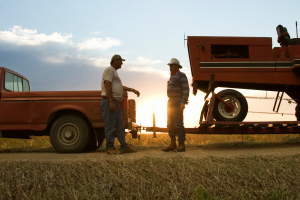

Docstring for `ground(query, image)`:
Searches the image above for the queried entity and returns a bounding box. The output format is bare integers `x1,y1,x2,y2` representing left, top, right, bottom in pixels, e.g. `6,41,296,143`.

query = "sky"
0,0,299,128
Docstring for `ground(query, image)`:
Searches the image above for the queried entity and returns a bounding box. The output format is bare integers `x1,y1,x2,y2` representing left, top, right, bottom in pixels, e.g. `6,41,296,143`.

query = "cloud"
0,26,72,45
0,26,121,52
0,26,170,87
44,54,75,64
76,55,109,67
77,37,122,50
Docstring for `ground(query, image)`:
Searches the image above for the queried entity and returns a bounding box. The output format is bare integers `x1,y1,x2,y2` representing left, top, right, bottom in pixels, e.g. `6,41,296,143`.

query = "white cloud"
0,26,170,77
133,56,162,65
73,55,168,77
0,26,72,45
44,54,74,64
77,55,109,67
77,37,122,50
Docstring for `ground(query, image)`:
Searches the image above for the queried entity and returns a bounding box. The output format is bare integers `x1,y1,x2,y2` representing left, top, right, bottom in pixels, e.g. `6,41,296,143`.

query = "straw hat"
167,58,182,68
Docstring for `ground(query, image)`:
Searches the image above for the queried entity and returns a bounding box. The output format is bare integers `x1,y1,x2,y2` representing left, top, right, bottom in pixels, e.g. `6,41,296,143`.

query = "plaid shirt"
167,71,189,105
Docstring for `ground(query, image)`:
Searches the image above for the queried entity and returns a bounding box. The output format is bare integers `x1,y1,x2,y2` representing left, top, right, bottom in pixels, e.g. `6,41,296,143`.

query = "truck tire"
212,89,248,121
85,129,105,151
50,115,90,153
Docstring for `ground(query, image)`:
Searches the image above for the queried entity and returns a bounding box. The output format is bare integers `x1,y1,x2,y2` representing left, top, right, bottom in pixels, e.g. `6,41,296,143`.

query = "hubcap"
218,96,241,119
58,123,80,146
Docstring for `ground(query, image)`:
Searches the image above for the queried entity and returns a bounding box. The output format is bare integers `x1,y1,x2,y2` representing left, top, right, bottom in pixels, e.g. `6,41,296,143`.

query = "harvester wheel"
213,89,248,121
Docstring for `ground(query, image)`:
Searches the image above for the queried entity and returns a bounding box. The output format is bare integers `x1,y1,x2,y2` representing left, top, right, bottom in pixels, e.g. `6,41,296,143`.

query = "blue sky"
0,0,299,127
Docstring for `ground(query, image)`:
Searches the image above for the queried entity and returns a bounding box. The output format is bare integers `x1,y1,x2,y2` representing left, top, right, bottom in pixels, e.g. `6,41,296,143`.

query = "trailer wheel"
213,89,248,121
85,128,105,151
50,115,90,153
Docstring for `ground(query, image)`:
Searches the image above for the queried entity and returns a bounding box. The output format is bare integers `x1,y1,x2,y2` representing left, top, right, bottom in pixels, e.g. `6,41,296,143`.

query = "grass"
0,156,300,199
0,133,300,152
1,134,300,199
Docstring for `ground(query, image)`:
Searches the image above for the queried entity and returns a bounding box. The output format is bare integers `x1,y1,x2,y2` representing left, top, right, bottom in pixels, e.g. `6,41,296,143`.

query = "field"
1,133,300,152
0,134,300,199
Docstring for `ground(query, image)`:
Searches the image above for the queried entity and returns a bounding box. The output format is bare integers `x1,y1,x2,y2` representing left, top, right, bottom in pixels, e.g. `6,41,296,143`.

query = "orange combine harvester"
147,24,300,135
189,24,300,122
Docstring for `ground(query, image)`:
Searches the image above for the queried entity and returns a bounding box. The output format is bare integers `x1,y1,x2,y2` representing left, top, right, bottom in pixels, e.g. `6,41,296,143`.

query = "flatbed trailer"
146,92,300,135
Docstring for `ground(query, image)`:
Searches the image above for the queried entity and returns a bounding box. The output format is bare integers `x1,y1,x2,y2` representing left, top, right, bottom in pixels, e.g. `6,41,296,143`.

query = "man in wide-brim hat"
162,58,190,152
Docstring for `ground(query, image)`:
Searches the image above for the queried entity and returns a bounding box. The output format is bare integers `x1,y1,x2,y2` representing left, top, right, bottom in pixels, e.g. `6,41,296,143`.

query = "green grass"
0,133,300,152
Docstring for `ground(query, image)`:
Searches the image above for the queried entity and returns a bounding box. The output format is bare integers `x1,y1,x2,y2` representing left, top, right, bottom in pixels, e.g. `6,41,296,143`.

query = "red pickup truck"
0,67,138,153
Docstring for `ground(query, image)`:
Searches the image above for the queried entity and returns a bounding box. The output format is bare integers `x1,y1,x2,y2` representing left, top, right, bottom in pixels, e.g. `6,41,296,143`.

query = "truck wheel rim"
217,97,241,119
58,123,80,146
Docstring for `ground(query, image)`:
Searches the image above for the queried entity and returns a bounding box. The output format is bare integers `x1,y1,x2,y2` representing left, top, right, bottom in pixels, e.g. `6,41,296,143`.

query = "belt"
102,96,120,103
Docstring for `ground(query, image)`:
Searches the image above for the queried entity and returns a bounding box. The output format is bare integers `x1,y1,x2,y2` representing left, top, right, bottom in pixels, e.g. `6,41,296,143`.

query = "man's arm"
104,80,115,111
179,73,190,110
123,86,140,97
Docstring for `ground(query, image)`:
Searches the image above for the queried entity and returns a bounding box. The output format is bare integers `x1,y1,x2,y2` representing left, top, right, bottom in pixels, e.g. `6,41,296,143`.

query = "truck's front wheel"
50,115,90,153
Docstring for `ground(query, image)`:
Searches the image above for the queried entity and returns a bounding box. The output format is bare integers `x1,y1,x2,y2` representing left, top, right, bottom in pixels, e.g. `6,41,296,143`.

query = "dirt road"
0,143,300,162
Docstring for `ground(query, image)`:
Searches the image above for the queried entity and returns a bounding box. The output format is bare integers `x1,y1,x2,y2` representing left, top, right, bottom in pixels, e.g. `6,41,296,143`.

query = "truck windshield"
5,71,30,92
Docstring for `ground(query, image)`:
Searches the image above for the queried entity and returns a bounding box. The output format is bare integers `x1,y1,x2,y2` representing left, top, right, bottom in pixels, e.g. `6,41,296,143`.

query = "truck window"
23,79,30,91
5,71,13,91
17,76,23,91
5,71,30,92
13,74,18,91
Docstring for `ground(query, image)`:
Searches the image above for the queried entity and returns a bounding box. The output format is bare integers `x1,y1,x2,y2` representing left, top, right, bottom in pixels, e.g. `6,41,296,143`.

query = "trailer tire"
50,115,90,153
213,89,248,121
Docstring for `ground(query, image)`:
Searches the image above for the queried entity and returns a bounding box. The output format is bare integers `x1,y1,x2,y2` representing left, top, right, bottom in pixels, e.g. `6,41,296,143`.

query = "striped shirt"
167,71,190,105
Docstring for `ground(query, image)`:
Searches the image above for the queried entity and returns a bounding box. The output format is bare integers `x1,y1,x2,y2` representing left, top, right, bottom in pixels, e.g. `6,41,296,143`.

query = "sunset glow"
136,96,168,128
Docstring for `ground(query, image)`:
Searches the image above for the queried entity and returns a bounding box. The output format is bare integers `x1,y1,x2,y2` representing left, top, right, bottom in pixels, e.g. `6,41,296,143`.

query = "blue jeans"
167,102,186,143
101,98,128,150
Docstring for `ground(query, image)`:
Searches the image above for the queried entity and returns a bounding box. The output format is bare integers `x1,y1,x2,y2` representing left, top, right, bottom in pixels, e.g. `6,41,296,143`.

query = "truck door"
0,70,33,128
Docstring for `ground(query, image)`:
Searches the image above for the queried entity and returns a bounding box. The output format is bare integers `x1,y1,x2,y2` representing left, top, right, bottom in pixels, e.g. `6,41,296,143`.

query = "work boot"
162,137,177,152
106,147,120,155
120,146,138,154
174,142,185,152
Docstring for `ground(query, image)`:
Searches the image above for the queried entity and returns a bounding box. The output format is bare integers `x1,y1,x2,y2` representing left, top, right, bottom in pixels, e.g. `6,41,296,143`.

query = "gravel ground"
1,143,300,162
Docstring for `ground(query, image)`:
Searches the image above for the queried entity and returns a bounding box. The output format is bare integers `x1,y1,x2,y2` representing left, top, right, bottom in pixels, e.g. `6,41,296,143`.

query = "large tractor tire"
212,89,248,121
50,115,90,153
85,128,105,152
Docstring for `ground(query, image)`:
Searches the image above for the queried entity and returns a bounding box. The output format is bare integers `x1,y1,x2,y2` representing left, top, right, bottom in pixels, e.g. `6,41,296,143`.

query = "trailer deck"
145,92,300,135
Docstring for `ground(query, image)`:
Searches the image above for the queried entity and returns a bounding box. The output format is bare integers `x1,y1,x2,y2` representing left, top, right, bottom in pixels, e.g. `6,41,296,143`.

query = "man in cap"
162,58,190,152
101,54,140,155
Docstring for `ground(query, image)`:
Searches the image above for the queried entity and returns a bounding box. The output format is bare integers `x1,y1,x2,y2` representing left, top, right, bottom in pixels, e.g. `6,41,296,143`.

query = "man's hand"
109,100,115,111
180,104,185,111
132,89,140,97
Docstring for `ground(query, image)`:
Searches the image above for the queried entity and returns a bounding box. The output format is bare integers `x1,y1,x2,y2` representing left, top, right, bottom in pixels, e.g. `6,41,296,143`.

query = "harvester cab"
276,24,299,47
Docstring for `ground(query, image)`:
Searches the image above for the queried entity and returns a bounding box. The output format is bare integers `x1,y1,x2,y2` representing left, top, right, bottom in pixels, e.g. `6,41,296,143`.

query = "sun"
136,96,168,128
